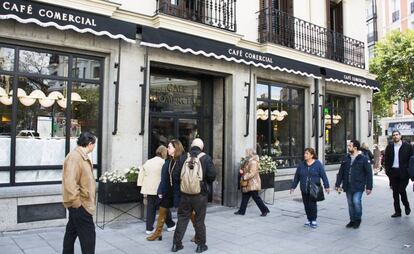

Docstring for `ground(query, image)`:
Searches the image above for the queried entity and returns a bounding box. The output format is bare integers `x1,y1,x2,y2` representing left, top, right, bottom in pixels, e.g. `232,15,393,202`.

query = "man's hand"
289,189,294,194
366,189,372,195
325,188,330,194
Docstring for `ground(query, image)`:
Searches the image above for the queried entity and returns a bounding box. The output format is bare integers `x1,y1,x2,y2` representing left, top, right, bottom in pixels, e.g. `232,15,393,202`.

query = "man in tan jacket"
62,132,96,254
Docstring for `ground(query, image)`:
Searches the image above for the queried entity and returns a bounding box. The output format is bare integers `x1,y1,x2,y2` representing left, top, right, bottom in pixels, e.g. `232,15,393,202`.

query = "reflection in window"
73,58,101,80
71,82,100,164
15,77,67,166
324,94,355,164
0,47,14,71
0,75,13,167
19,50,68,77
256,82,304,168
150,76,201,114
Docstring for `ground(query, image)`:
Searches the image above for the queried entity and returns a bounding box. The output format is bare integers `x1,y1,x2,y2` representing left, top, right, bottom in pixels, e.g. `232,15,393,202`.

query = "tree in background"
370,30,414,116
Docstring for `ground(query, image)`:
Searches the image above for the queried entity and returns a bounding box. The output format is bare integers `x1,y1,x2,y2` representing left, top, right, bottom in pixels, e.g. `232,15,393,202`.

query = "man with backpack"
171,138,216,253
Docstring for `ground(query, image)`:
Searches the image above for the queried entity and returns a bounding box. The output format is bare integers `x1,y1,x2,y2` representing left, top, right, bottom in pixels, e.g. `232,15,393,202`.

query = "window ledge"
0,184,62,199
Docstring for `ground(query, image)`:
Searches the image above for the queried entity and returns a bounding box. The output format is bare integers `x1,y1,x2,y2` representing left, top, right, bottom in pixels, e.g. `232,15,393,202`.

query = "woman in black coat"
147,139,185,241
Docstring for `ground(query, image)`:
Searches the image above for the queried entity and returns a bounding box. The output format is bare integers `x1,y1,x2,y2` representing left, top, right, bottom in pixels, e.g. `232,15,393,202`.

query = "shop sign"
387,122,414,136
0,0,136,43
151,84,199,106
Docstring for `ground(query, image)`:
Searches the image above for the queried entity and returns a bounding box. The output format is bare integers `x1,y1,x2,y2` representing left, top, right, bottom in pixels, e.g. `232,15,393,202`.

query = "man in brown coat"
62,132,96,254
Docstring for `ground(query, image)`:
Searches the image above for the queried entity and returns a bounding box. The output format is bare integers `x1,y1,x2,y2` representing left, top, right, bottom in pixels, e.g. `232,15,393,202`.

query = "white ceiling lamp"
19,96,36,106
276,110,288,121
333,114,342,124
271,110,280,121
39,97,55,108
57,98,67,108
325,114,332,125
257,109,266,120
48,91,64,100
29,90,46,99
0,87,6,97
0,87,11,105
71,92,86,102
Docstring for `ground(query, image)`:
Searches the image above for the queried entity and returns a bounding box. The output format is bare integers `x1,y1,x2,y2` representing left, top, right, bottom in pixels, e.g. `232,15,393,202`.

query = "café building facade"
0,0,378,231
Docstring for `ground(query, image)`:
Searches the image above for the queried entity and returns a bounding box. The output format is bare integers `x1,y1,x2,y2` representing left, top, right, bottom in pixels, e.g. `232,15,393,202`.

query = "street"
1,172,414,254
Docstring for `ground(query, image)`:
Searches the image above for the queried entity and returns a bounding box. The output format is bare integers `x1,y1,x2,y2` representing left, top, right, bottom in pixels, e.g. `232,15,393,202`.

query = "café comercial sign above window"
0,0,136,43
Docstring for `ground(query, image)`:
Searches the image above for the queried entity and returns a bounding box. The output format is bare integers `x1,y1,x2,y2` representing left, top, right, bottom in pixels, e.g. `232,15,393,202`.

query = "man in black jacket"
335,140,373,229
384,130,414,217
172,138,216,253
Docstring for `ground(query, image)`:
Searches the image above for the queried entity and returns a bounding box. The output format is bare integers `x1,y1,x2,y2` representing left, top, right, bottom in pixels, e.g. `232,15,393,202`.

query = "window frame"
0,42,104,187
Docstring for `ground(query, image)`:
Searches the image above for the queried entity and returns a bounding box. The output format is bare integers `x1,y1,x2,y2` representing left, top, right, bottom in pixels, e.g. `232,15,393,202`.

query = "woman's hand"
239,169,244,174
158,194,163,199
289,188,294,194
325,188,330,194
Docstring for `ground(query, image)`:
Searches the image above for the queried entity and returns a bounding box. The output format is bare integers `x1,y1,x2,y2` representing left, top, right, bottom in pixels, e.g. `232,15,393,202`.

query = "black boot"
171,244,184,252
345,221,354,228
352,220,361,229
196,244,208,253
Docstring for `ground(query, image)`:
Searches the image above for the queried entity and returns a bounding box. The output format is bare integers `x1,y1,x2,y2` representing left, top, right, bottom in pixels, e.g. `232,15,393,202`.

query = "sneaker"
167,224,176,232
310,221,318,229
145,229,155,235
304,221,311,227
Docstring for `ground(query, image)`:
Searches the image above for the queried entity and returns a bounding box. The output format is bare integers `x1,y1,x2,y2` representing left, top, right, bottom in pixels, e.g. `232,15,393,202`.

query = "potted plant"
98,167,143,204
258,155,277,189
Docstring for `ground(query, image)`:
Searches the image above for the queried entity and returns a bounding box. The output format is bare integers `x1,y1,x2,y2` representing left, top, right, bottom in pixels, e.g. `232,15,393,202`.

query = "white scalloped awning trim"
141,41,321,79
0,14,136,43
326,78,379,91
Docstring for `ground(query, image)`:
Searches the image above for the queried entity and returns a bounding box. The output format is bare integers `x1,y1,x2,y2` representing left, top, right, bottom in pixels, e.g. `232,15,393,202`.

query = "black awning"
0,0,136,43
324,68,379,91
141,26,321,79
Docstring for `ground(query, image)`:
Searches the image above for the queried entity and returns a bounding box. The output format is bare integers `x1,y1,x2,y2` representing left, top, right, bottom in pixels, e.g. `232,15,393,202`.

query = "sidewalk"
1,173,414,254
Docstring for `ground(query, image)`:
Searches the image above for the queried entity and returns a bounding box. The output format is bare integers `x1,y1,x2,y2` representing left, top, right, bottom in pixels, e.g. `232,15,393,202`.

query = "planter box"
260,172,275,189
98,182,142,204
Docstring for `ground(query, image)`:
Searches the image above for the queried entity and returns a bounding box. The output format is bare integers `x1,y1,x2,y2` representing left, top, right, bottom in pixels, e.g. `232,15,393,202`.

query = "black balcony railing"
411,1,414,14
156,0,236,32
392,10,400,22
258,9,365,69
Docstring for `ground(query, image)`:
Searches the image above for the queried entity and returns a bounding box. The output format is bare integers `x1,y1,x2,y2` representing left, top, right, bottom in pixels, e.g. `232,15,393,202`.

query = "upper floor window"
391,0,400,22
411,0,414,14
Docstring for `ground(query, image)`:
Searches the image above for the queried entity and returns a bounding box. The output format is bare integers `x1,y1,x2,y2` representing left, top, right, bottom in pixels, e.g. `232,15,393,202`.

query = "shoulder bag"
307,166,325,202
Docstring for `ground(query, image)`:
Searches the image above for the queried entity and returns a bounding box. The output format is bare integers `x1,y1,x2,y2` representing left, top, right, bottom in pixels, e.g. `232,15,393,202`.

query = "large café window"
0,44,102,186
256,81,304,168
324,94,355,164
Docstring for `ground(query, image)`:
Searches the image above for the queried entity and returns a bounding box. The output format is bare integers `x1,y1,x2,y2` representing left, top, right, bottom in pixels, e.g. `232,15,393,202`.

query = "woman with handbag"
147,139,185,241
234,149,270,216
290,148,330,228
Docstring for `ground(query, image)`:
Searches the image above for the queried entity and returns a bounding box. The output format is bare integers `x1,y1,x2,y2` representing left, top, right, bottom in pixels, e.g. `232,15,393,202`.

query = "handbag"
309,181,325,202
306,166,325,202
240,178,248,187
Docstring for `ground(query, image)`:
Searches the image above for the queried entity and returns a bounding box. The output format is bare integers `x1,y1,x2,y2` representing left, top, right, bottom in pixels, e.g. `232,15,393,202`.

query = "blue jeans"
346,191,363,221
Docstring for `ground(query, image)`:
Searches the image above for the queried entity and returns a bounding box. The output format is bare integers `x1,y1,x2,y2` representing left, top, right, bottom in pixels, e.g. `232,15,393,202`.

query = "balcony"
392,10,400,22
258,9,365,69
156,0,236,32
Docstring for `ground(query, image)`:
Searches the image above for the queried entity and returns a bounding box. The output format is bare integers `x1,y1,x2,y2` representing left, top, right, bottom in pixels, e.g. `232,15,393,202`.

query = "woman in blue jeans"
290,148,330,228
